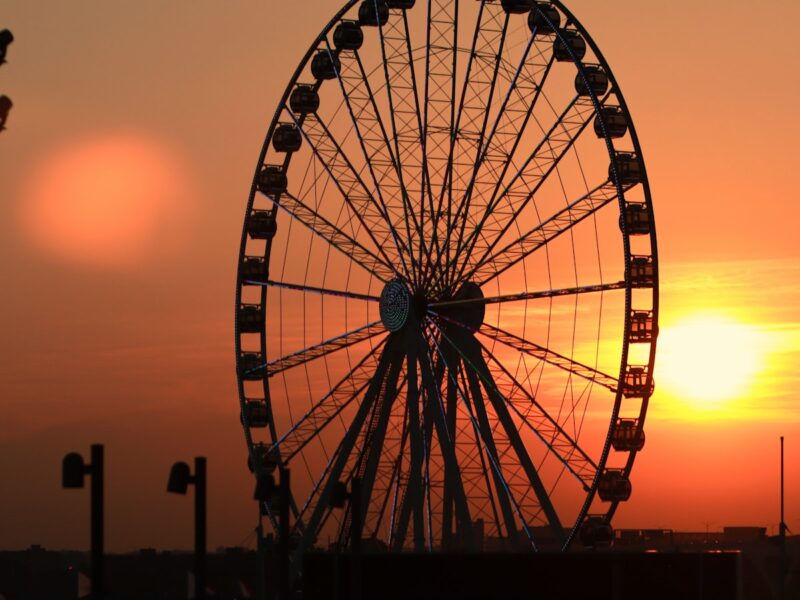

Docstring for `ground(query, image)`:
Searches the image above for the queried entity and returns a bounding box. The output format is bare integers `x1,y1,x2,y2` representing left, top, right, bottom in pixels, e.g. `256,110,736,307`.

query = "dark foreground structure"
2,536,798,599
306,551,742,600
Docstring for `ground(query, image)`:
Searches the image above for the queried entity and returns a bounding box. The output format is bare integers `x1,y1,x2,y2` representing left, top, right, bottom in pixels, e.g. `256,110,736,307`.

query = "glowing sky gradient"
0,0,798,551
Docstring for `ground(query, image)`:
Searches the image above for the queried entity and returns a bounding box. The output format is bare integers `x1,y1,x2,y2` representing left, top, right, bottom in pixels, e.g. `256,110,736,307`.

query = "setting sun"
656,314,765,411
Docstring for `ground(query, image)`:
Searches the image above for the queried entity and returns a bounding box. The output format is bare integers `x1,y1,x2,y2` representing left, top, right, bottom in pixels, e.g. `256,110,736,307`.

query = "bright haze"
0,0,798,552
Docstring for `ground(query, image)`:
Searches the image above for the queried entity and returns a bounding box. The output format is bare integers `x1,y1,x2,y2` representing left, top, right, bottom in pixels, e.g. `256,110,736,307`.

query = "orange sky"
1,0,799,552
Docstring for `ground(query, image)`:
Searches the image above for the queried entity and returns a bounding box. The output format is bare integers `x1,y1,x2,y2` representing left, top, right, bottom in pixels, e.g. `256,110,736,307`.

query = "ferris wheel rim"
235,0,658,557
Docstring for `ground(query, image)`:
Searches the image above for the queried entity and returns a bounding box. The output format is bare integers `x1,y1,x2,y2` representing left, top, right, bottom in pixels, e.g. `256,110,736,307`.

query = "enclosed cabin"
594,106,628,139
609,152,642,185
529,3,561,35
247,442,279,474
358,0,389,26
248,210,278,240
580,515,614,548
240,255,268,283
501,0,532,14
333,20,363,51
623,365,654,398
598,469,632,502
629,255,655,288
553,29,586,62
238,351,266,380
238,303,265,334
242,399,270,428
575,65,608,97
272,123,302,153
621,202,651,235
290,84,320,114
257,165,288,196
611,418,645,452
629,310,656,343
311,50,341,80
387,0,415,8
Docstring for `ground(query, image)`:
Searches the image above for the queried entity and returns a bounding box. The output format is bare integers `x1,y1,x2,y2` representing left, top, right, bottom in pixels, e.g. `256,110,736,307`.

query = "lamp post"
254,466,291,600
62,444,104,600
168,457,207,600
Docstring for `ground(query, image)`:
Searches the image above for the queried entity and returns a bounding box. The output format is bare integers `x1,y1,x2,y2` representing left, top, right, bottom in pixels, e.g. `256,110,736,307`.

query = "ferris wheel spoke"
299,333,402,551
464,180,624,285
472,38,555,198
251,279,379,303
260,321,386,379
476,337,599,489
479,322,618,393
456,334,566,545
270,338,388,464
429,280,627,313
378,9,436,284
288,108,411,278
464,93,605,273
327,38,422,284
271,191,396,282
431,3,509,283
444,93,601,291
373,17,429,283
418,0,459,279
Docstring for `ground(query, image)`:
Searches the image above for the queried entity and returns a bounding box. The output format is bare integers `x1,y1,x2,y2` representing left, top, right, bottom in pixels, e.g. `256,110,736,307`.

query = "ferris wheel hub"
379,279,411,332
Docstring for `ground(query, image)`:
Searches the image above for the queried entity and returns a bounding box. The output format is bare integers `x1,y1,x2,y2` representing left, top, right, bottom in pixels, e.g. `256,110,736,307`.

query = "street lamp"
167,457,207,600
0,29,12,64
62,444,104,600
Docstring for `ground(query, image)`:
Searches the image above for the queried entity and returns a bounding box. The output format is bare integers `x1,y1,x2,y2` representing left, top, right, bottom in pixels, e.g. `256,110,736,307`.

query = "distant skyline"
1,0,798,552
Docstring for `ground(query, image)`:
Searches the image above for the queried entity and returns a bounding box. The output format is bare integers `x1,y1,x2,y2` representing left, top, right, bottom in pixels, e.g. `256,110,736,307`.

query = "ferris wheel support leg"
299,335,399,552
391,329,426,551
463,338,566,548
418,334,474,548
461,363,522,550
349,347,405,544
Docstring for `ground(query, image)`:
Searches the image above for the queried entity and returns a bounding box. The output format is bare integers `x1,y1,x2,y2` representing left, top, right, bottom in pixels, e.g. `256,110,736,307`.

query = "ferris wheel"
235,0,658,557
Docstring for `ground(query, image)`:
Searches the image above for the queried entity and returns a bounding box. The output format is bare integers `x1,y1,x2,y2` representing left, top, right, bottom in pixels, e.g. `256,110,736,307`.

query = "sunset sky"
1,0,799,552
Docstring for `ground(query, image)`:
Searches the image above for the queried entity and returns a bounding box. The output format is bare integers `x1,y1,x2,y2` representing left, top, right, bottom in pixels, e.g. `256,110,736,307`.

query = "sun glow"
655,314,765,412
18,133,193,269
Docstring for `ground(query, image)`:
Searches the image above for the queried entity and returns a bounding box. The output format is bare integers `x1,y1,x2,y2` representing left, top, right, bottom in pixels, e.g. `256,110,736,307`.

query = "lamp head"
62,453,86,488
0,29,13,63
167,462,191,494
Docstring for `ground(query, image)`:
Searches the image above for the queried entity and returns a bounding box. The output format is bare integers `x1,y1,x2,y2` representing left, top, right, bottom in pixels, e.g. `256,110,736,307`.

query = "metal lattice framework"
235,0,658,566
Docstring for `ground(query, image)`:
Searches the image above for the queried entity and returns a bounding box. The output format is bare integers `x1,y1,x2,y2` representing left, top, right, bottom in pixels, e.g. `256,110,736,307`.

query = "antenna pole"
780,436,786,600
